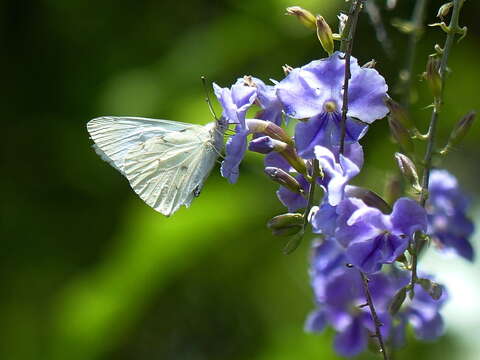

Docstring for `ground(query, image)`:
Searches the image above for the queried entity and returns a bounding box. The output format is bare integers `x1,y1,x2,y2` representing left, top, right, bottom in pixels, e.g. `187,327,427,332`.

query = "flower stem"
283,159,320,254
339,2,389,358
339,0,365,154
411,0,465,288
400,0,429,108
360,271,389,360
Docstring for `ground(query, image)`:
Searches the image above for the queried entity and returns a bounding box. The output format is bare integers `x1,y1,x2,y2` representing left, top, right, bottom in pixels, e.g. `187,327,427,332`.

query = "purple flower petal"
345,234,384,273
213,82,256,125
248,136,275,154
311,202,338,237
391,197,428,236
264,152,292,172
304,309,327,333
347,62,389,123
276,175,309,211
220,128,248,183
295,113,367,158
334,316,367,357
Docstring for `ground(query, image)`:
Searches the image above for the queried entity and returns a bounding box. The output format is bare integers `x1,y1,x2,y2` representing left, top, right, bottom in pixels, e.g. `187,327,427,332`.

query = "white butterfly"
87,116,227,216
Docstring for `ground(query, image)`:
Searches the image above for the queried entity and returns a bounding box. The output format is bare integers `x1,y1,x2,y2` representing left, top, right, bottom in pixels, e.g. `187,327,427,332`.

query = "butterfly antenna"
201,76,219,121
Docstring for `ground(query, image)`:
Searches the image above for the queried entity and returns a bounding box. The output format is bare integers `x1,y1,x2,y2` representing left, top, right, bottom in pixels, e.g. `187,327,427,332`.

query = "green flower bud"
267,213,304,237
394,153,421,192
286,6,317,30
437,2,453,19
444,111,476,152
344,186,392,213
383,174,402,206
388,116,414,153
389,287,407,315
385,97,413,130
264,167,303,194
264,121,294,146
316,15,334,56
362,59,377,69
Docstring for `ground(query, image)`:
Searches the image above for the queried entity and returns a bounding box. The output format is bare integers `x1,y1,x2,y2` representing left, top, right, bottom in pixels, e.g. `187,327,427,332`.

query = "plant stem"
400,0,429,108
283,160,320,254
360,271,389,360
338,1,389,358
339,0,365,153
411,0,465,287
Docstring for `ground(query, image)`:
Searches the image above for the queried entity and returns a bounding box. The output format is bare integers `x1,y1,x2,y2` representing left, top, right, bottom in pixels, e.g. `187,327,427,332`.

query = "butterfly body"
87,116,226,216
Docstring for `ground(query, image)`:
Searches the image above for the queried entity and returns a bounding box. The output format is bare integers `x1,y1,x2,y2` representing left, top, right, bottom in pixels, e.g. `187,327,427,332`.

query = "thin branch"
283,159,320,254
338,1,389,358
411,0,465,288
400,0,429,108
365,1,393,57
360,271,389,360
339,0,365,154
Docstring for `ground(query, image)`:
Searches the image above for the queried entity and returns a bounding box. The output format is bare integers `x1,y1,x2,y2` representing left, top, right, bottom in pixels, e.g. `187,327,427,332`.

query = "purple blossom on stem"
427,169,475,261
390,271,447,344
276,52,388,157
341,197,427,273
306,254,395,357
213,82,257,183
315,144,363,206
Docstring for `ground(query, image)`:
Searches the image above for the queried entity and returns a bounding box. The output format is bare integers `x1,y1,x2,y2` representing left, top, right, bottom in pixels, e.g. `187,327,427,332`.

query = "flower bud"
394,153,421,192
429,282,443,300
316,15,334,56
388,116,414,153
264,121,294,146
437,2,453,19
385,97,413,130
418,278,443,300
279,146,308,176
267,213,304,237
249,136,287,154
383,174,402,205
286,6,317,30
282,64,294,75
444,111,476,151
426,55,442,99
362,59,377,69
344,185,392,213
264,167,303,194
389,287,407,315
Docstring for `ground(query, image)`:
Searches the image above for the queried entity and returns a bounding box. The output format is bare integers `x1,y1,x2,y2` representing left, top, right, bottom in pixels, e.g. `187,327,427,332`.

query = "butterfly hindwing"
123,126,219,216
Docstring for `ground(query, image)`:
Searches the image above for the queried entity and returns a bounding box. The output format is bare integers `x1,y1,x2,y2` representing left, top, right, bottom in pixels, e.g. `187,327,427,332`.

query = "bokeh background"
2,0,480,359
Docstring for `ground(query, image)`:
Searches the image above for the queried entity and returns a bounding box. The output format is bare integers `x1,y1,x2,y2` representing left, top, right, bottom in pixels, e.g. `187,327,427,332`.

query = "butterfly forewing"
87,116,195,173
122,126,219,216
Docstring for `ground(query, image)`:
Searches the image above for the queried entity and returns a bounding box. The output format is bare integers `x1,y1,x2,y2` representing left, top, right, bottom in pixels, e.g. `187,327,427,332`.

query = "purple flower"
390,270,447,344
427,169,475,261
315,144,363,206
246,77,284,126
338,197,427,273
276,52,388,157
306,262,394,357
213,82,257,183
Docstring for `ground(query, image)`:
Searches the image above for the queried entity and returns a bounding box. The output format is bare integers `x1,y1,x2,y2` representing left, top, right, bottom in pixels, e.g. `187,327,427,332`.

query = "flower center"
324,101,337,113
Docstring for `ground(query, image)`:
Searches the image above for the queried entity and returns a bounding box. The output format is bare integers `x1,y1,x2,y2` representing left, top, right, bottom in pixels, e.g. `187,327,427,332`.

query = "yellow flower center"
324,101,337,113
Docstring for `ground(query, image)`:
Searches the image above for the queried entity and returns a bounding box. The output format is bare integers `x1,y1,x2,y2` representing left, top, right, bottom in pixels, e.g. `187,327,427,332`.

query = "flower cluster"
427,169,475,261
213,47,474,357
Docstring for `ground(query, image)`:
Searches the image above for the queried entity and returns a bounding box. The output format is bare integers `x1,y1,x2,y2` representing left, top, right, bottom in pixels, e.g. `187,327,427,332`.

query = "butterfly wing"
123,126,219,216
87,116,195,174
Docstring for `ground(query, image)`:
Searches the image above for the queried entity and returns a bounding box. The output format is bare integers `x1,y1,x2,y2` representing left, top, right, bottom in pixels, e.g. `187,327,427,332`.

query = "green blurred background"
2,0,480,359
